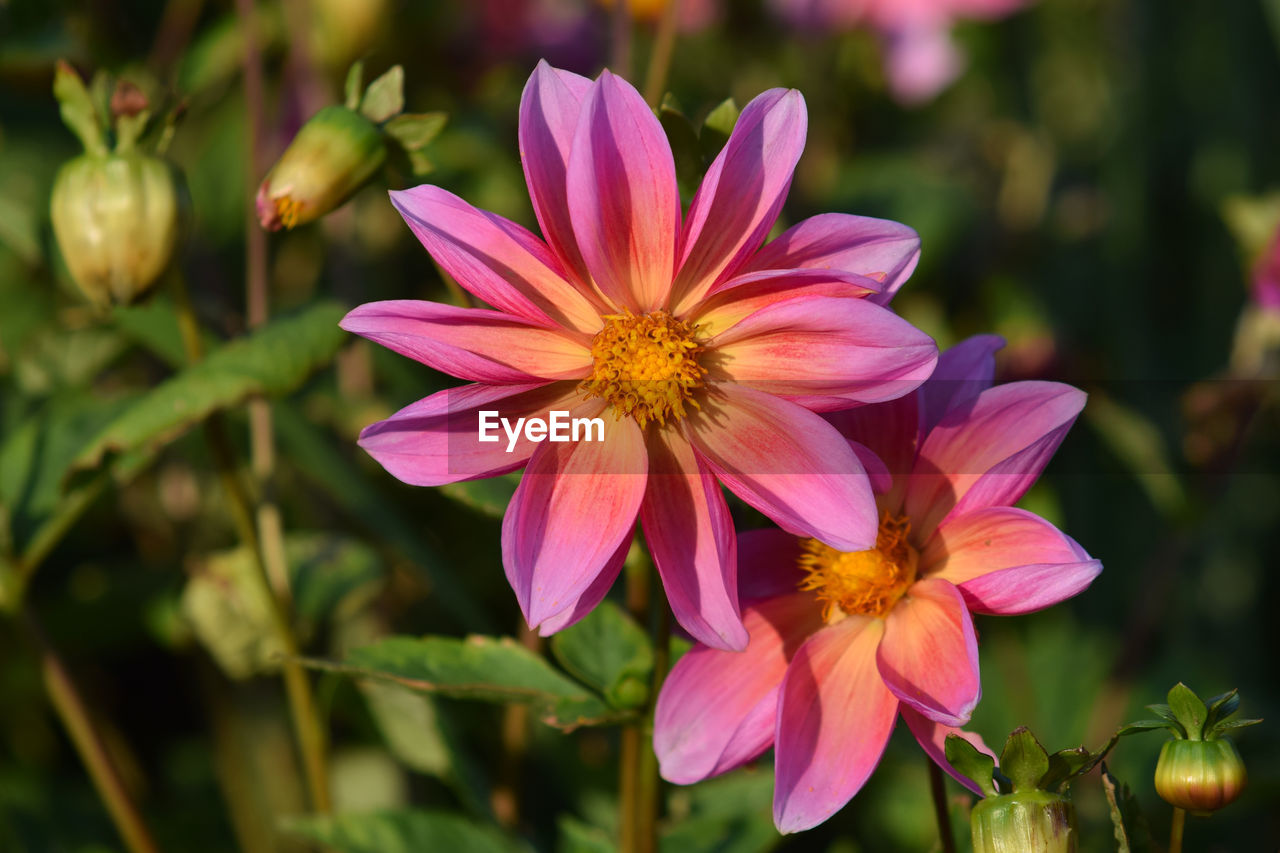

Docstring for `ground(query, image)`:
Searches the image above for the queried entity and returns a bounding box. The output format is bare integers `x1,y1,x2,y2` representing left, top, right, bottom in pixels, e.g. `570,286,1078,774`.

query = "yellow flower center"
580,310,707,428
798,513,919,622
274,195,303,230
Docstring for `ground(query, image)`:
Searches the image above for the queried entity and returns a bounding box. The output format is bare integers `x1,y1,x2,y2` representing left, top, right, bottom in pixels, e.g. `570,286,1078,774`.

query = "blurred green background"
1,0,1277,850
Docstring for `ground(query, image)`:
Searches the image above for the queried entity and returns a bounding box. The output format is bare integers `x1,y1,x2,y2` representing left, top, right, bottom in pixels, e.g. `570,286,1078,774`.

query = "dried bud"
256,105,385,231
970,790,1078,853
1155,738,1247,814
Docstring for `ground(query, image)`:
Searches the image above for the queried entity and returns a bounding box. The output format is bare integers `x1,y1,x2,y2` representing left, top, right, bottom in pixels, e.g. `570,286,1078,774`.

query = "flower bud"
970,790,1078,853
50,151,182,306
256,105,386,231
1154,738,1246,814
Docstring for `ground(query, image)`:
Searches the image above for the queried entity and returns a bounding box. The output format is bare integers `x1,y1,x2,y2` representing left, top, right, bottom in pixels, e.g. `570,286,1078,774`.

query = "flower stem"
635,601,670,853
21,610,162,853
619,544,667,853
927,756,958,853
642,0,683,107
1169,807,1186,853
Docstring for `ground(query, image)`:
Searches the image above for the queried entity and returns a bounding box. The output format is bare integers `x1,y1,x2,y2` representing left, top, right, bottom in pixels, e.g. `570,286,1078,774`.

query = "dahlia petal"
357,382,579,486
388,185,602,334
922,506,1102,615
825,394,920,498
502,410,648,629
920,333,1004,433
671,88,808,309
567,70,679,311
655,592,824,785
742,212,921,305
906,381,1087,539
519,61,595,289
773,616,897,833
876,577,981,726
641,429,746,651
736,528,806,603
901,706,996,796
690,268,881,338
848,440,893,495
685,384,878,552
709,295,938,411
341,300,591,383
535,536,630,635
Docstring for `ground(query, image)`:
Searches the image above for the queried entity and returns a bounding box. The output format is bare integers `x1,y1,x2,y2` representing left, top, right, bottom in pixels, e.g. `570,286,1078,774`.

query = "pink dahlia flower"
341,62,937,650
654,335,1102,832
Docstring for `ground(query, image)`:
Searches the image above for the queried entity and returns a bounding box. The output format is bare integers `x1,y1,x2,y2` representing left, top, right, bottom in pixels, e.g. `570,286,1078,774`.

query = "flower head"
342,62,937,651
654,336,1101,832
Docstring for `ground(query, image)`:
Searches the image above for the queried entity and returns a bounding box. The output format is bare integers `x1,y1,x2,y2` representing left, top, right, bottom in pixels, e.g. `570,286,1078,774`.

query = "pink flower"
1253,226,1280,312
770,0,1030,103
342,62,937,651
654,335,1101,832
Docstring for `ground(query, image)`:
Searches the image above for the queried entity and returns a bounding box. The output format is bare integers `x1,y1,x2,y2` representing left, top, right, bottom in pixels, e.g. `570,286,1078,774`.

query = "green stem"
9,471,111,607
927,756,957,853
642,0,683,107
22,610,163,853
1169,807,1186,853
635,601,670,853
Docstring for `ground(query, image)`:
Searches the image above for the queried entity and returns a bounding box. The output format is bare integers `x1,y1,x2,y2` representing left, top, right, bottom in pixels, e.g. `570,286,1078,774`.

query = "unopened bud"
1155,738,1246,814
970,790,1078,853
256,105,385,231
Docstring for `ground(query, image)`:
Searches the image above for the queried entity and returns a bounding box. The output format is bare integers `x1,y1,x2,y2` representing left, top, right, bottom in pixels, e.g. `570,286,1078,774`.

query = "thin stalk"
634,601,670,853
927,757,957,853
22,610,162,853
12,471,111,604
642,0,683,107
611,0,632,81
1169,807,1186,853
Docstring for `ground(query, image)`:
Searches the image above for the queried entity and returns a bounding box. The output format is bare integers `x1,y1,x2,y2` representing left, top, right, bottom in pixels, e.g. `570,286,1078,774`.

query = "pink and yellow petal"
901,706,996,796
690,268,881,338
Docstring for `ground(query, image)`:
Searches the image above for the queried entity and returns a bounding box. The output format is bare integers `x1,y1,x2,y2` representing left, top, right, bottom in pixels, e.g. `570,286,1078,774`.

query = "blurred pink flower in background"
343,62,937,652
1253,226,1280,312
654,336,1101,832
770,0,1030,103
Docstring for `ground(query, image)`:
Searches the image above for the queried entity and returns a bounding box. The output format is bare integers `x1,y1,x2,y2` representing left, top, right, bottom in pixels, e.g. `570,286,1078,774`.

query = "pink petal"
709,294,938,411
901,706,996,796
690,268,881,338
341,300,591,383
655,592,824,785
389,185,604,334
906,381,1087,539
882,25,965,106
357,382,579,486
534,536,630,635
501,409,648,628
876,577,980,726
670,89,808,310
825,394,920,503
848,440,893,494
640,429,746,651
518,61,595,289
566,70,679,312
773,616,897,833
921,506,1102,615
736,528,806,603
920,333,1004,434
742,212,921,306
684,383,878,552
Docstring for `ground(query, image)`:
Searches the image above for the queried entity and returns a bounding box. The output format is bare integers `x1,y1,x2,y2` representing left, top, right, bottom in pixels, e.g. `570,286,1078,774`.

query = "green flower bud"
50,151,182,306
971,789,1078,853
256,105,386,231
1154,738,1246,814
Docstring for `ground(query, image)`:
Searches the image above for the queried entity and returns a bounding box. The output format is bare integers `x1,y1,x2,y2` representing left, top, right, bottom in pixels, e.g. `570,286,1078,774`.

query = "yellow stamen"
579,310,707,428
798,512,918,622
274,195,303,230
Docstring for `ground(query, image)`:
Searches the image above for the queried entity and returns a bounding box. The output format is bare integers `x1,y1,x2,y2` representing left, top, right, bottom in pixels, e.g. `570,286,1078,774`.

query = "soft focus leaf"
1000,727,1050,793
53,60,106,155
1084,394,1189,520
556,816,614,853
383,112,447,152
71,301,346,474
699,97,739,163
1101,763,1154,853
944,733,998,797
660,769,778,853
281,810,527,853
345,61,365,110
360,65,405,123
437,475,518,519
551,601,652,710
659,95,705,197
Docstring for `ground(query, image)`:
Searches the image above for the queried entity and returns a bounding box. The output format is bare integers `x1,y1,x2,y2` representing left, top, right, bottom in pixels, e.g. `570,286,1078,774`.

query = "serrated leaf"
1000,727,1050,793
944,734,998,797
281,810,527,853
1204,689,1240,729
361,65,405,123
1101,764,1154,853
1039,747,1091,793
53,61,107,155
313,635,627,731
659,96,705,196
345,61,365,110
70,301,347,475
1167,683,1208,739
383,112,447,151
551,601,652,710
699,97,739,163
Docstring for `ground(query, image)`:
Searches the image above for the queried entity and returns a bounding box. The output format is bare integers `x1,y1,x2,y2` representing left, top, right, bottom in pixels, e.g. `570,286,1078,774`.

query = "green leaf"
943,734,998,798
1209,717,1263,736
660,769,778,853
281,810,527,853
315,635,626,731
383,112,447,151
1204,689,1240,729
551,601,653,710
1101,764,1154,853
1116,720,1179,736
1000,727,1050,793
556,816,614,853
437,474,518,519
361,65,405,123
345,61,365,110
1038,747,1091,793
659,95,705,197
53,60,107,155
71,301,347,475
699,97,739,163
1167,683,1208,739
288,533,384,630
